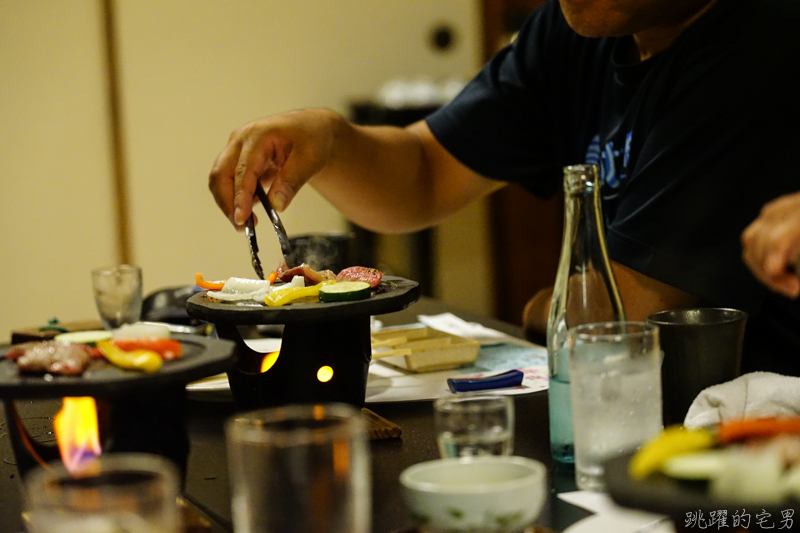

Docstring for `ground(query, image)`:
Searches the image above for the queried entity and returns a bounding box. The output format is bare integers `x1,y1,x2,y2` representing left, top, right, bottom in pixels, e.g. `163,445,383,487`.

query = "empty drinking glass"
91,265,143,330
434,393,515,458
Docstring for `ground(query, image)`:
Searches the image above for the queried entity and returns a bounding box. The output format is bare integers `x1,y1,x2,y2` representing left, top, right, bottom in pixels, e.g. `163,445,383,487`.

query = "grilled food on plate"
197,264,384,307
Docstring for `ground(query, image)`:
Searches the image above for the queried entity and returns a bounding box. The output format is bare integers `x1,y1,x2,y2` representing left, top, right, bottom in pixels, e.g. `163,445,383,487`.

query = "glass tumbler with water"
24,453,180,533
91,265,143,329
569,321,663,491
226,403,371,533
434,393,514,458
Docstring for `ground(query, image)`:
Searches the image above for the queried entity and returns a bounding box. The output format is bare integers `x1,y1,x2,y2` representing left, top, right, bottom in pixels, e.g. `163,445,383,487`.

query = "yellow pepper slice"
628,425,716,480
96,340,163,374
264,281,336,307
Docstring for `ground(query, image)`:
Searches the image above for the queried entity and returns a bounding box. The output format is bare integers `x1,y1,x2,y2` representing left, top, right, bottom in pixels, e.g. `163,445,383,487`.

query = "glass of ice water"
24,453,180,533
569,321,663,492
225,403,371,533
434,393,515,458
91,265,143,330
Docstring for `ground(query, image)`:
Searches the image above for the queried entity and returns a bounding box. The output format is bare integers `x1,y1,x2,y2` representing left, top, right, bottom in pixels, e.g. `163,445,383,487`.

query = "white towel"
684,371,800,429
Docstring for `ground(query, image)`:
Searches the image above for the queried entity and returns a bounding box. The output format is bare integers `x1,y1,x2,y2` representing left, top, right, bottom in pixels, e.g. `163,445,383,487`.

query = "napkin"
684,372,800,429
558,491,672,533
417,312,512,345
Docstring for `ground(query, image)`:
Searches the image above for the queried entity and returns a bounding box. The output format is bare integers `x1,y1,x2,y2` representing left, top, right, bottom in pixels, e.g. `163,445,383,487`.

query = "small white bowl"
400,456,547,532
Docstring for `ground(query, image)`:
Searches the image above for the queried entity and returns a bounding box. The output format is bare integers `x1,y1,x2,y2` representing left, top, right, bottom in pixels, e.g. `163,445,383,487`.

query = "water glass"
434,393,514,458
91,265,143,330
225,403,371,533
569,322,663,491
24,453,180,533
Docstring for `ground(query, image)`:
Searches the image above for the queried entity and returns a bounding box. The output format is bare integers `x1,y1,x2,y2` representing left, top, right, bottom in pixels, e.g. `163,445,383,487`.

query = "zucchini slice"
318,281,371,302
54,330,113,346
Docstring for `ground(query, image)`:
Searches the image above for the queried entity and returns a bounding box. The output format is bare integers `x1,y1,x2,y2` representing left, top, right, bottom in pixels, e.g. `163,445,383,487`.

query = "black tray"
605,451,800,519
186,275,420,325
0,334,235,398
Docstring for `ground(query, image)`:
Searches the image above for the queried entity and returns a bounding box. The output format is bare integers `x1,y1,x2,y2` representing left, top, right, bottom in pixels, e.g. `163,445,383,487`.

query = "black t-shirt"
427,0,800,375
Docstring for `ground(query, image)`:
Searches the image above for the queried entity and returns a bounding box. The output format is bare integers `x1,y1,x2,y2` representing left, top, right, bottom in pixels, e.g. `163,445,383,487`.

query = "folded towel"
684,372,800,429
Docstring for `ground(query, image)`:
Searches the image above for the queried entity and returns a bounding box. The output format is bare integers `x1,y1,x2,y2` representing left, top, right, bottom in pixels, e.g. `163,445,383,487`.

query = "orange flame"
54,397,102,474
260,350,280,373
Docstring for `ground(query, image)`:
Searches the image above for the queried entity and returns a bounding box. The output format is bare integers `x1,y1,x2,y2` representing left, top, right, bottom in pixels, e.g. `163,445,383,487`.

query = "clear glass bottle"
546,164,625,464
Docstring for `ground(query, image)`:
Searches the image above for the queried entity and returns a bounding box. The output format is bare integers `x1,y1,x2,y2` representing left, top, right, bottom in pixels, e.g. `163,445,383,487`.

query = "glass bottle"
546,164,625,464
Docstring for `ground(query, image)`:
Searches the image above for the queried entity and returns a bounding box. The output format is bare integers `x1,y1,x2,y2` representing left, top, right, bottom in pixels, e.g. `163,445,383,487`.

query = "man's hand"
208,109,340,229
741,191,800,299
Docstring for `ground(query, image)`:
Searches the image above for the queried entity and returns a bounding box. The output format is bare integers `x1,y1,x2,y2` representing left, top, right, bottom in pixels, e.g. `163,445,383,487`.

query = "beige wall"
0,0,491,343
0,1,118,341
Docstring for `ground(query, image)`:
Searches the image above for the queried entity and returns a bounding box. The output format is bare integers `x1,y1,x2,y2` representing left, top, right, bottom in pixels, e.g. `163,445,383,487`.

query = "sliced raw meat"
10,341,92,376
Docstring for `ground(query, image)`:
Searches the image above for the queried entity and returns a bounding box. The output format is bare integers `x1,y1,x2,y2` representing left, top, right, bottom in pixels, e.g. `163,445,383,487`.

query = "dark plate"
186,275,421,325
605,451,800,519
0,334,235,399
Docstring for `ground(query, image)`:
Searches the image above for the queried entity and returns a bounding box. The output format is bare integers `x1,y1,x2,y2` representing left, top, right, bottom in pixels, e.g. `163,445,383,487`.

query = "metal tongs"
245,183,296,280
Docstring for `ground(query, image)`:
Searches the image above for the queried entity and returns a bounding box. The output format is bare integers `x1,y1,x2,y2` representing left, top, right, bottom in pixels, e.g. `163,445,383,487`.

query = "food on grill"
6,341,93,376
109,338,182,361
195,272,225,290
96,340,163,374
264,280,336,307
337,266,383,288
319,281,372,302
276,263,337,285
206,276,274,302
629,417,800,505
198,265,385,307
53,330,112,346
112,322,171,339
629,426,715,480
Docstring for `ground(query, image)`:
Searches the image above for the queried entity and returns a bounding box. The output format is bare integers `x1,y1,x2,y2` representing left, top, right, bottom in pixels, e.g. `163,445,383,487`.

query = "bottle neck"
550,166,626,332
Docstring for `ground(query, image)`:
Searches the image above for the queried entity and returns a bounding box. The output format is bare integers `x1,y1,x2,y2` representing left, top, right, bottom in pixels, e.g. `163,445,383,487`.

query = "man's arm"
522,261,699,342
208,109,504,233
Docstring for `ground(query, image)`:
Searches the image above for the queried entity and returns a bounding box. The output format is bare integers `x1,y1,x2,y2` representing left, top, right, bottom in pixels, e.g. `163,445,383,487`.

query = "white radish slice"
662,450,727,480
221,277,272,293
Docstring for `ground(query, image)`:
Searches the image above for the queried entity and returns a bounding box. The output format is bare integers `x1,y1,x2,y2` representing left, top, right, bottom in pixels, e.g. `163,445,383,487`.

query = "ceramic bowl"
399,456,547,533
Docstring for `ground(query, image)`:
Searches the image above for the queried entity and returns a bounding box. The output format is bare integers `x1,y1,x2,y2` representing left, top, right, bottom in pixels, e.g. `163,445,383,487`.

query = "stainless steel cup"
646,308,747,426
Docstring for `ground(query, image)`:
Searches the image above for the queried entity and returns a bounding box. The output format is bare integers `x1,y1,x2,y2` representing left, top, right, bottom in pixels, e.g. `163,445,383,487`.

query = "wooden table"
180,298,590,532
0,298,591,532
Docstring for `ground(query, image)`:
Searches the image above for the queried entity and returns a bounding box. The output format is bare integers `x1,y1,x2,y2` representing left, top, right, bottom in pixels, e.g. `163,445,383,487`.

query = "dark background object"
141,285,204,325
288,232,360,274
430,23,455,52
349,102,438,297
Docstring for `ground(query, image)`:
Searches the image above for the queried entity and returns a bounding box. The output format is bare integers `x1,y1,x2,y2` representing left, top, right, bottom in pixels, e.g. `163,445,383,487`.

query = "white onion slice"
113,323,171,339
208,288,270,302
221,277,272,293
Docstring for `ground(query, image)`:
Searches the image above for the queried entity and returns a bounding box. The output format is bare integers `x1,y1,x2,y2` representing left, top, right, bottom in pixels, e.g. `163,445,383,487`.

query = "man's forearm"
311,115,504,234
309,115,435,233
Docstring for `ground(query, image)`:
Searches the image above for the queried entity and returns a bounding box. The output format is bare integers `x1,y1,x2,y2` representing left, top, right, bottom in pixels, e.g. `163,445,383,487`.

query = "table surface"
0,297,590,533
